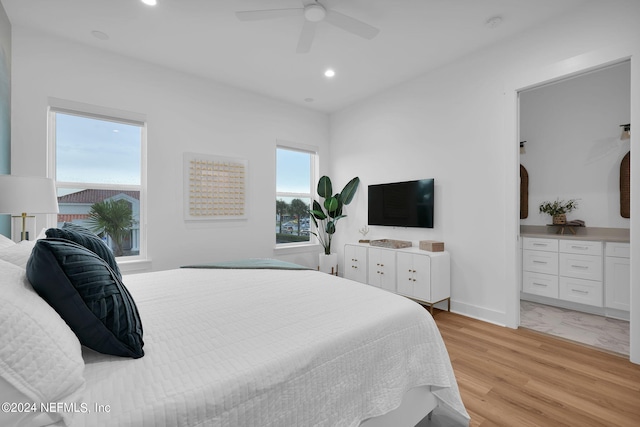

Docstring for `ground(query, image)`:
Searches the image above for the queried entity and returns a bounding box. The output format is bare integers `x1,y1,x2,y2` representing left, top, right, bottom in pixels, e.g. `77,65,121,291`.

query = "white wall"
0,1,11,236
520,62,630,228
329,0,640,336
10,27,329,271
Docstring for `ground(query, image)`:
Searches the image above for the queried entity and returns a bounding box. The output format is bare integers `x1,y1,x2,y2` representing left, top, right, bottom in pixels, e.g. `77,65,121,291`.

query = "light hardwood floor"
432,311,640,427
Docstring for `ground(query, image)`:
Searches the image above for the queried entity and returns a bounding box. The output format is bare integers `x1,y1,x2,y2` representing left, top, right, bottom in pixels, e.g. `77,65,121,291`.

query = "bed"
1,233,469,427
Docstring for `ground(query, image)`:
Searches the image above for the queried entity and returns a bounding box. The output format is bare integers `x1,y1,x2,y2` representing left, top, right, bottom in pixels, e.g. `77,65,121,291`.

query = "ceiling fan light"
304,4,326,22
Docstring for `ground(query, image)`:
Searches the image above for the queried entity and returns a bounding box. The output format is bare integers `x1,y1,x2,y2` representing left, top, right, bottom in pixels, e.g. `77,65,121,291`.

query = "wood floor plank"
432,311,640,427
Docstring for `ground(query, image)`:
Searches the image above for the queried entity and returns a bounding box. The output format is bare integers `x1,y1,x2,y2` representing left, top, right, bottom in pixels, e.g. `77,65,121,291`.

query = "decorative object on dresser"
370,238,412,249
419,240,444,252
358,225,370,243
538,198,578,225
309,175,360,274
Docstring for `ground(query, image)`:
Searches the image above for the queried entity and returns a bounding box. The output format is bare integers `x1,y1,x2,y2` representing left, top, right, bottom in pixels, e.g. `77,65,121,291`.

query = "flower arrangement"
539,198,578,224
538,198,579,216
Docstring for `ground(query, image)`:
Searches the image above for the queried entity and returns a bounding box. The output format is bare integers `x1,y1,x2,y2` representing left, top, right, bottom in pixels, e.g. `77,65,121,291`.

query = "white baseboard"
449,300,507,327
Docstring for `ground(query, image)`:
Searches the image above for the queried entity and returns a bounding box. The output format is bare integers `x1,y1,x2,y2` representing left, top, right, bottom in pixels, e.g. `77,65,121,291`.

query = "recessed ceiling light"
141,0,157,6
324,69,335,78
91,30,109,40
485,16,503,29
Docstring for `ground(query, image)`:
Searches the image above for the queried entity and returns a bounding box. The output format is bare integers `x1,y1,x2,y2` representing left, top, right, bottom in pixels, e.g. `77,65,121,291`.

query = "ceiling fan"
235,0,380,53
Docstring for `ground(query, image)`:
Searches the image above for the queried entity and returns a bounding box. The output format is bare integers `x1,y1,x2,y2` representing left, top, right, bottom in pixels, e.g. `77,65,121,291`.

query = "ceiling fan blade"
296,21,317,53
235,8,303,21
324,10,380,39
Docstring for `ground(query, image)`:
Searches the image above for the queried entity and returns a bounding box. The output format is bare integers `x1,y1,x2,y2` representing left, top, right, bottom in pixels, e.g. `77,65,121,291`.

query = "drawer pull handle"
533,282,548,287
571,289,589,294
571,245,588,250
533,260,547,264
571,265,588,269
532,243,547,246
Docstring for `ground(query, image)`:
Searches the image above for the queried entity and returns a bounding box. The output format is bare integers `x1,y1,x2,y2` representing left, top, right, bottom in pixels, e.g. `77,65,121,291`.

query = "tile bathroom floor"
519,300,629,356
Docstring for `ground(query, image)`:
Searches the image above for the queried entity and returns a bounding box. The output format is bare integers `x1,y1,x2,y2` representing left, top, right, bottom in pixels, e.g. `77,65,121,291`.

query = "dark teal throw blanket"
181,258,312,270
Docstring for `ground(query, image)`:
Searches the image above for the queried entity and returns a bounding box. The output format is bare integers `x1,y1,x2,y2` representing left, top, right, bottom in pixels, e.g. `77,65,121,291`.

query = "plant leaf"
325,221,336,235
310,200,327,220
340,177,360,205
317,176,332,198
308,213,318,228
324,196,339,214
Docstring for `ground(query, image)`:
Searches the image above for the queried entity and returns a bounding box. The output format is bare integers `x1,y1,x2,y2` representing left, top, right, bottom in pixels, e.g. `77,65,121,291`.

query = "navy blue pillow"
27,238,144,358
46,223,122,279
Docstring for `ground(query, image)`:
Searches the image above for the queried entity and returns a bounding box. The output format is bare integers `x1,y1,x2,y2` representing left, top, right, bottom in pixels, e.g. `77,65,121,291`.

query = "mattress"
72,268,468,426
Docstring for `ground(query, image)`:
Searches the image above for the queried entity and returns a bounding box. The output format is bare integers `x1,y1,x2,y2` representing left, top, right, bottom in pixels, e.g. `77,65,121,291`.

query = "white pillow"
0,239,37,268
0,233,14,249
0,259,85,426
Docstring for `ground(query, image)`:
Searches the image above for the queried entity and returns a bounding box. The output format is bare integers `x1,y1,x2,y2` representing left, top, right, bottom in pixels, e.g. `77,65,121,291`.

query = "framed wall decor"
183,152,248,221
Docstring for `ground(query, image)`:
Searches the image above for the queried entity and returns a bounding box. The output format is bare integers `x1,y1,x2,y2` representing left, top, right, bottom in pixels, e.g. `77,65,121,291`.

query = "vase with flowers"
539,198,578,224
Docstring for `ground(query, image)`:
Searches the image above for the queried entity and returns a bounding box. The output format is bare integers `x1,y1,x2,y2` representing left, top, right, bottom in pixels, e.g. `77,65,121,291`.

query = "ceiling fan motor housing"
304,4,326,22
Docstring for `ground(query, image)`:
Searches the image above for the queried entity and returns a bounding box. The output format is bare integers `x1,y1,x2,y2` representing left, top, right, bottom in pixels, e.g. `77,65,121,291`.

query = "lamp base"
11,213,35,242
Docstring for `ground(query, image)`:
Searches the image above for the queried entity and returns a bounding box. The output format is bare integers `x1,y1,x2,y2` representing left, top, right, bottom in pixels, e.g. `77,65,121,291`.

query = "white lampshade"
0,175,59,215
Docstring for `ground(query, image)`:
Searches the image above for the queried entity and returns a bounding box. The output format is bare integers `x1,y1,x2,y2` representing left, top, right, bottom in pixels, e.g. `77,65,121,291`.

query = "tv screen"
368,179,434,228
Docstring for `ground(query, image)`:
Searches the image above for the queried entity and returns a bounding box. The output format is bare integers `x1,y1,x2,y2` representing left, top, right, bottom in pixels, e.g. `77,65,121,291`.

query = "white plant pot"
318,253,338,275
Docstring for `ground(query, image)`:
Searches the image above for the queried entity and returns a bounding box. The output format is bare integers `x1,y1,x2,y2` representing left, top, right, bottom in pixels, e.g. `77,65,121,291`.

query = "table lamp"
0,175,59,241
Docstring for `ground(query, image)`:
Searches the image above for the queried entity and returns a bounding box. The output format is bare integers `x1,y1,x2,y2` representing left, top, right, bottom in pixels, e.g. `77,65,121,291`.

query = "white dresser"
344,244,450,313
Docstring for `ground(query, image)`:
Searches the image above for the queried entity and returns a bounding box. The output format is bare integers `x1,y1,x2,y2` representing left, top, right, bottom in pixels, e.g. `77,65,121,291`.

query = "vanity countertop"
520,225,630,243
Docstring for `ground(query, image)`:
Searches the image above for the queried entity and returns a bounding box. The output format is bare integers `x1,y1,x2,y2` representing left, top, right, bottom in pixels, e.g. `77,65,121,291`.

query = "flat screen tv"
368,179,434,228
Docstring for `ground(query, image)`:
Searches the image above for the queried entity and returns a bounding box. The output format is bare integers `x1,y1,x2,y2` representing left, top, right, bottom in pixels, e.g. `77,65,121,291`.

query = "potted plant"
309,175,360,274
539,198,578,225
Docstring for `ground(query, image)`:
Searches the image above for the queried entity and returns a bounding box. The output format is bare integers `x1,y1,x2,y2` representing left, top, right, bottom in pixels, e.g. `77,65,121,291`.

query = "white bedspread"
72,268,469,426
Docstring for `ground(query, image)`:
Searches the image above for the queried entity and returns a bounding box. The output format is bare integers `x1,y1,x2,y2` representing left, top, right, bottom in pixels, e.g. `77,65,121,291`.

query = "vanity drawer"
559,253,602,281
559,240,602,256
559,276,603,307
523,250,558,275
522,271,558,298
605,242,630,258
523,238,558,252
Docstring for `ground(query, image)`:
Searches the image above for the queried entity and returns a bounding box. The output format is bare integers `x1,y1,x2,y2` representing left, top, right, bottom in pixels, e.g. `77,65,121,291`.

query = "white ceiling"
2,0,591,113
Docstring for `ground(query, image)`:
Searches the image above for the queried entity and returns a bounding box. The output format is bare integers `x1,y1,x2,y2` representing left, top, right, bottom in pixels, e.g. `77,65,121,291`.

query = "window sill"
273,243,322,256
118,258,152,274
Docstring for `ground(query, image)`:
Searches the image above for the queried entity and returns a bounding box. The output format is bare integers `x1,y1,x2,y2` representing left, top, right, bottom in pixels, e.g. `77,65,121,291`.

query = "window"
275,145,317,245
49,106,146,259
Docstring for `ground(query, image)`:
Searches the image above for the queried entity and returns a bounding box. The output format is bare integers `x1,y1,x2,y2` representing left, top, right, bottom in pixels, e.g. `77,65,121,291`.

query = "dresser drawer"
559,253,602,281
523,238,558,252
605,242,630,258
523,250,558,275
559,276,603,307
559,240,602,256
522,271,558,298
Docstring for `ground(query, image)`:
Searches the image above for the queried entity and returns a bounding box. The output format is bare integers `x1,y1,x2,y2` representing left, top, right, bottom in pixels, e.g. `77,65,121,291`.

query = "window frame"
47,99,148,266
275,141,319,251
